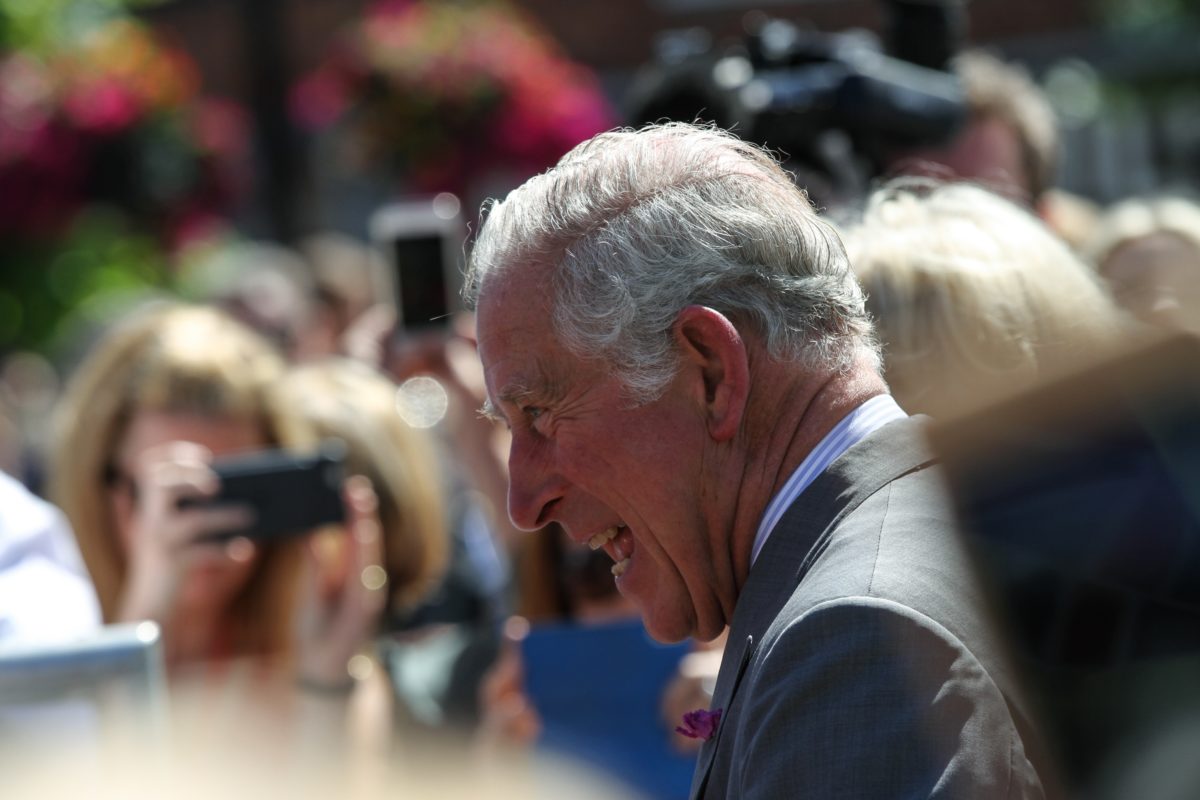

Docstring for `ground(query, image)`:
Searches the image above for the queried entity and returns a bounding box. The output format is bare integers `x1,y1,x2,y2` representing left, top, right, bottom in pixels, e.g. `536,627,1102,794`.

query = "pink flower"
292,0,616,187
62,77,141,133
676,707,722,741
290,66,353,129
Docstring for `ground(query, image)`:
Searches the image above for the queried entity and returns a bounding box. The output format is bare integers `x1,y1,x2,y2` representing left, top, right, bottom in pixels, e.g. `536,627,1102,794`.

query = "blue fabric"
522,618,697,799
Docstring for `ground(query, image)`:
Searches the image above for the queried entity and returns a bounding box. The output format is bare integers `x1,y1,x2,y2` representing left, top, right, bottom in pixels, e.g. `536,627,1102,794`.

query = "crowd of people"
1,42,1199,800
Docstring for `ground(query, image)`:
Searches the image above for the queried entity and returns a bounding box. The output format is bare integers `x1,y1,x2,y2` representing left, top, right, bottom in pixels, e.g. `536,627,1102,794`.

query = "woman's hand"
293,475,389,693
117,441,256,628
476,618,542,754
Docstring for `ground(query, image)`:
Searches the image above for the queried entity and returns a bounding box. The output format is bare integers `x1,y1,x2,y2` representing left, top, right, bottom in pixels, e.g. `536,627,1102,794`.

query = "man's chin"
637,606,697,645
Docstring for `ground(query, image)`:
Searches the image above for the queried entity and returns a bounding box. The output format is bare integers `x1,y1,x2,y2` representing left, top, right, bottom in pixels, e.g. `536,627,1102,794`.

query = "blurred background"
0,0,1197,368
1,2,1198,796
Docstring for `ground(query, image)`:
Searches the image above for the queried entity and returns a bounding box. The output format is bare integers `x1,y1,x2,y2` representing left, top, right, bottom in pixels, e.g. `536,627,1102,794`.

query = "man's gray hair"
464,122,878,402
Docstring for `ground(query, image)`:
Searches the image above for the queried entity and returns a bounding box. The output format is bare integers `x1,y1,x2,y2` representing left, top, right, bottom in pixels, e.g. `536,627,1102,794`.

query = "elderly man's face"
476,268,728,642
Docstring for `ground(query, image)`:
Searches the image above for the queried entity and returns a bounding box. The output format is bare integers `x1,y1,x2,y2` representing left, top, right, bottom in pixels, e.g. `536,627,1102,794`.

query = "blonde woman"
49,303,302,668
842,180,1127,417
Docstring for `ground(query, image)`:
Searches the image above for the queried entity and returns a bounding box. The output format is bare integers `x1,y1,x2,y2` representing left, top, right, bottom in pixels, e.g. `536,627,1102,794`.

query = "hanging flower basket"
291,0,616,197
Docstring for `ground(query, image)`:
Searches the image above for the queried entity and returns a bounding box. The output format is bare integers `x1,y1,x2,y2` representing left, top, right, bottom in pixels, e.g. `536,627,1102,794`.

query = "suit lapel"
689,500,815,800
689,633,755,800
687,417,938,799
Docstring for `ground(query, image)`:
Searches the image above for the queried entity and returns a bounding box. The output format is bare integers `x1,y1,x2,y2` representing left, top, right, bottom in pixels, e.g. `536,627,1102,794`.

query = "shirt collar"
750,394,908,565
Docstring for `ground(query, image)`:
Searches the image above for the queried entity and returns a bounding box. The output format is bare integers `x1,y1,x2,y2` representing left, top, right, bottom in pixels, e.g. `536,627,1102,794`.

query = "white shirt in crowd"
0,470,101,644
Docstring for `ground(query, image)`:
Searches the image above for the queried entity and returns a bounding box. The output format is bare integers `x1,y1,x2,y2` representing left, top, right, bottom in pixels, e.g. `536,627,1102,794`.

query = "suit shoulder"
785,464,968,606
728,597,1044,799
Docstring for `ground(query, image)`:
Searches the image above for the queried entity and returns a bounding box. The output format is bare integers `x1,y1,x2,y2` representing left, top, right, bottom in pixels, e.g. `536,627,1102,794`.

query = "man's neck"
728,350,889,593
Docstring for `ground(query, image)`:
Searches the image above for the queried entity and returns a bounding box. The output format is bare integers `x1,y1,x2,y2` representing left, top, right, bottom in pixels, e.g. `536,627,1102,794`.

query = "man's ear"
672,305,749,442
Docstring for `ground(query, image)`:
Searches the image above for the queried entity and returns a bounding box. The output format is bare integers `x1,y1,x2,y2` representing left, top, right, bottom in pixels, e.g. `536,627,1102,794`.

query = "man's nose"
506,434,564,532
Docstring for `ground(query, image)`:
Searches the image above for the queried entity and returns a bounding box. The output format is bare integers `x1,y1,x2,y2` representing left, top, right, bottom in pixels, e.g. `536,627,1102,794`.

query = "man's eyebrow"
478,382,536,423
478,397,504,423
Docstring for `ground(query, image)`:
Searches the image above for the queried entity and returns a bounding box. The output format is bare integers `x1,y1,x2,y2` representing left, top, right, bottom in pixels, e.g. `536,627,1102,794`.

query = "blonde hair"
956,50,1059,202
1040,188,1102,254
1086,195,1200,271
272,360,448,614
843,181,1124,417
49,303,300,656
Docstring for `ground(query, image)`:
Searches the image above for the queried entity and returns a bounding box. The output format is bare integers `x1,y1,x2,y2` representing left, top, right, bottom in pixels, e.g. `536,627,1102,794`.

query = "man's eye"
523,406,545,421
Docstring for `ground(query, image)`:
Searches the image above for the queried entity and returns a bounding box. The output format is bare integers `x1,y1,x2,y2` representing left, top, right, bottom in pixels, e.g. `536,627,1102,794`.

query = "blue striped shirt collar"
749,394,908,565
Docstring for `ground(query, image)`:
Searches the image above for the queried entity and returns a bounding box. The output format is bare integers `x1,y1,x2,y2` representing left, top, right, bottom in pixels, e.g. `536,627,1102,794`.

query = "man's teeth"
588,526,620,551
588,527,630,576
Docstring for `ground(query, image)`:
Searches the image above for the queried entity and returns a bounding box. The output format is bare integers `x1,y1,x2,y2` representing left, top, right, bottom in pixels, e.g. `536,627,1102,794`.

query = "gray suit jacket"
689,417,1048,799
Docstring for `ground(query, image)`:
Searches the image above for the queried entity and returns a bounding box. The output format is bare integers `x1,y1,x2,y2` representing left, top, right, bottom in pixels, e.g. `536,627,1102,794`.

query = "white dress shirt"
750,394,909,565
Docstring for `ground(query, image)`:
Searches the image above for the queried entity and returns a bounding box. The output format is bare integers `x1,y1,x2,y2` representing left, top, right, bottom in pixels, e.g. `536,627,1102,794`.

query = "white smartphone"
368,194,466,331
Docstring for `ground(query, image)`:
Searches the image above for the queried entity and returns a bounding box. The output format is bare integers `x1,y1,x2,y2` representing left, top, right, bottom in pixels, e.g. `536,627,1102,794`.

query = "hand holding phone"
183,443,347,542
369,195,465,331
116,441,259,626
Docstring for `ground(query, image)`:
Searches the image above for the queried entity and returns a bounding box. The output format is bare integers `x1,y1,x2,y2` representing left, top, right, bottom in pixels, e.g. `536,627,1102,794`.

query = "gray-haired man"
467,122,1047,799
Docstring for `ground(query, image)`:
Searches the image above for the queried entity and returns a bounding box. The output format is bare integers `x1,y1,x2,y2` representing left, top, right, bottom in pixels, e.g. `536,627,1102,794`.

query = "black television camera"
625,0,970,207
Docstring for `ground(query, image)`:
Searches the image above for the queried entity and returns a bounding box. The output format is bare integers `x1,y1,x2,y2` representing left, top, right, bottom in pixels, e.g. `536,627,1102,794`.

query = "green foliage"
0,1,241,357
0,0,165,50
0,207,171,356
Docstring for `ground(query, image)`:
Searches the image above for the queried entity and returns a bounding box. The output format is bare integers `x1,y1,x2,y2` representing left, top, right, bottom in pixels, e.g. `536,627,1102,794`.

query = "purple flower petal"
676,707,722,740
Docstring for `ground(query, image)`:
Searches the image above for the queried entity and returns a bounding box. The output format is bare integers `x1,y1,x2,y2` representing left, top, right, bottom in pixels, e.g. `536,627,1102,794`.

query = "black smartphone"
368,195,465,331
184,443,346,541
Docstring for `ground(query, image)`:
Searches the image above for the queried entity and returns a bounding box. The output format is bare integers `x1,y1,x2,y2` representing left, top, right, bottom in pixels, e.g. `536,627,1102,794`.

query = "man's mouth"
588,525,634,577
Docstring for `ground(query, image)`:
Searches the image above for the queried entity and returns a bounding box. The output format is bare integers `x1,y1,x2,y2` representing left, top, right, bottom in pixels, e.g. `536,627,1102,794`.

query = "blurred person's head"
887,49,1059,209
294,233,390,360
1086,195,1200,334
49,304,298,654
843,180,1124,417
273,359,448,620
179,240,315,357
0,350,63,489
